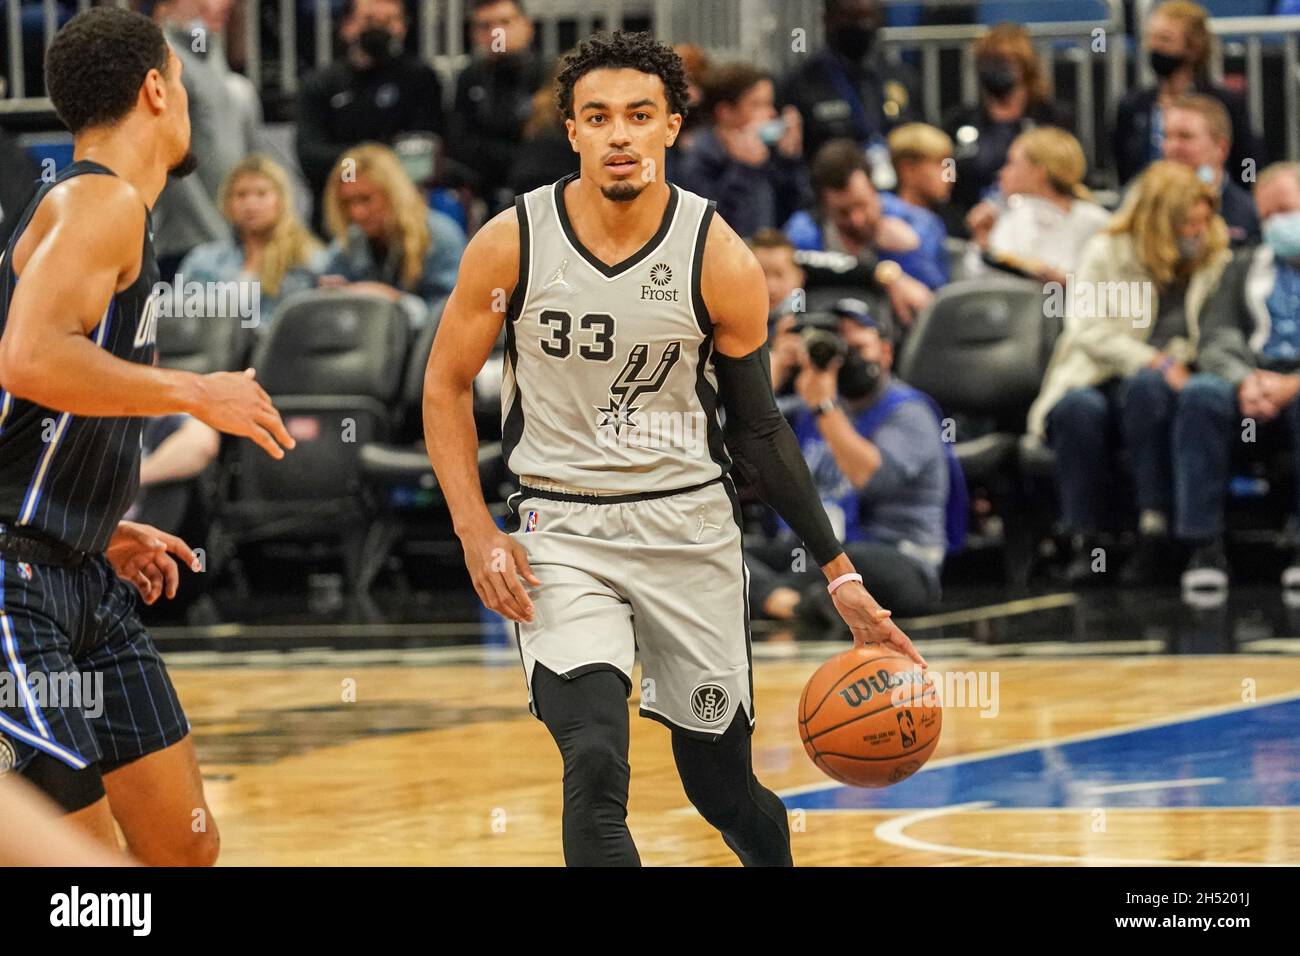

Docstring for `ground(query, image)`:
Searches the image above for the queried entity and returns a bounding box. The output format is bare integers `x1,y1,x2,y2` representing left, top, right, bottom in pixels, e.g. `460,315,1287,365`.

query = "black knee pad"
21,753,106,813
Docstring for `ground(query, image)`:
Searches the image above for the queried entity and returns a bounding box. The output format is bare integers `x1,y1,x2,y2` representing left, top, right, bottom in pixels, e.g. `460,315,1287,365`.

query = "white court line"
1085,777,1225,795
871,802,1295,866
778,687,1300,799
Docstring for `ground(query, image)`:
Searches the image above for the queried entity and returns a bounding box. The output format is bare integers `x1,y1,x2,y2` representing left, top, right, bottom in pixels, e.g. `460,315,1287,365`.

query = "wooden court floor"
173,655,1300,866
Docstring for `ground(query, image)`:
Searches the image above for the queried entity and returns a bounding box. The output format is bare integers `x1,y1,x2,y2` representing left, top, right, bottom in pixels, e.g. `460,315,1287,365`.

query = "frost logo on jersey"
691,683,729,724
542,258,574,294
133,291,159,348
641,262,679,301
595,341,681,434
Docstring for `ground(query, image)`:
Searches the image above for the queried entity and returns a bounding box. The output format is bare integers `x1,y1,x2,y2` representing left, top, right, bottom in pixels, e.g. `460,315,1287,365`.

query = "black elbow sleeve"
714,346,843,567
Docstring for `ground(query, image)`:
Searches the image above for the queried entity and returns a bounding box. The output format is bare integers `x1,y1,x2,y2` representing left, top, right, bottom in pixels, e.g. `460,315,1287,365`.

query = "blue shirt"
879,191,949,289
783,198,949,290
1262,260,1300,364
321,208,467,321
787,381,948,572
177,238,327,331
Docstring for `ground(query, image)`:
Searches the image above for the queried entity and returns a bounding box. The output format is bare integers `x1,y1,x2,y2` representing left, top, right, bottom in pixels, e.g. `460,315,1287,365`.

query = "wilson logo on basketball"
691,683,729,723
837,669,927,708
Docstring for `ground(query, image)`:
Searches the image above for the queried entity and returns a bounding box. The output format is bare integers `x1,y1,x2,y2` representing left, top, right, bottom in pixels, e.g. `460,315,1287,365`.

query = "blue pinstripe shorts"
0,552,189,776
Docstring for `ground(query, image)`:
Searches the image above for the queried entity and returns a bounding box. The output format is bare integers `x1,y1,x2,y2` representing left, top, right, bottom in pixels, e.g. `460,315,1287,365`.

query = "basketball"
799,643,942,788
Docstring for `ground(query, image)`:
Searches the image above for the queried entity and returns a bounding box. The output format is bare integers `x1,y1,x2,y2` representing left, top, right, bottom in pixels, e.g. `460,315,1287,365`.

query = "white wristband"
827,572,863,596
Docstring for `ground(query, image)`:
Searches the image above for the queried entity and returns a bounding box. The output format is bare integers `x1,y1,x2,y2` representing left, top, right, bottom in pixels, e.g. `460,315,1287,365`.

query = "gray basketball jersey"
502,173,730,492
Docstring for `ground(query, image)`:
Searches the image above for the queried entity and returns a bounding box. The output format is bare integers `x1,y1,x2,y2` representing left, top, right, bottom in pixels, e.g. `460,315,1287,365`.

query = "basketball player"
425,32,925,867
0,8,295,864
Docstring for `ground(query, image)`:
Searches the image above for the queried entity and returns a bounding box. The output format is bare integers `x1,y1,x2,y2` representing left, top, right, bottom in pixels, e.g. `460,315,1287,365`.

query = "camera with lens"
793,313,848,370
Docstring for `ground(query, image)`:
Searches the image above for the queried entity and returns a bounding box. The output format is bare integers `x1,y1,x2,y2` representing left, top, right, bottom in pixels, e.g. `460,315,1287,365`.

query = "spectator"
449,0,549,212
148,0,261,276
746,303,948,622
882,123,953,289
1174,163,1300,592
177,155,327,330
785,139,934,326
509,59,579,196
295,0,444,228
675,63,810,240
966,127,1110,286
943,24,1074,236
780,0,918,161
320,143,467,327
672,43,712,152
1113,1,1265,189
749,230,808,417
1026,161,1232,585
1162,94,1260,246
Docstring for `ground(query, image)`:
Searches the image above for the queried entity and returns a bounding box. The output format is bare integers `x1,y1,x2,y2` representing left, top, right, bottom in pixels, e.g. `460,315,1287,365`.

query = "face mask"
1150,50,1185,79
1177,235,1203,261
831,24,877,62
1264,210,1300,261
358,27,398,64
978,63,1017,99
838,352,883,401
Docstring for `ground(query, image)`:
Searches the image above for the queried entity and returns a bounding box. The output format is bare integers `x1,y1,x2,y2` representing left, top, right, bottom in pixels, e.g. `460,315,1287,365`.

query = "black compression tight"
532,662,793,866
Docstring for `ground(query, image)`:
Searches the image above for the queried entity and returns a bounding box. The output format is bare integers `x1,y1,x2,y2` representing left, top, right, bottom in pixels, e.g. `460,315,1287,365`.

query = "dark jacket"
1221,179,1261,247
673,127,813,240
942,98,1075,234
1112,81,1266,189
296,55,445,201
779,48,920,159
448,51,552,208
1198,244,1299,385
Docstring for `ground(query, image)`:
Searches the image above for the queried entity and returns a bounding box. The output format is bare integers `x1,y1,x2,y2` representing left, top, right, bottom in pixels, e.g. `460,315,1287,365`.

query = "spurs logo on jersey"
502,174,729,492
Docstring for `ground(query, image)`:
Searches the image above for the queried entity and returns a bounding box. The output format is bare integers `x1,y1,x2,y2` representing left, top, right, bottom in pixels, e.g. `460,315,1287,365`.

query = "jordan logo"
542,258,574,294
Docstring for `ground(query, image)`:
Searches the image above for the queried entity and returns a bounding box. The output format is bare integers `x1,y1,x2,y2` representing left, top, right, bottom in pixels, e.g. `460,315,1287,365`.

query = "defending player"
0,8,294,863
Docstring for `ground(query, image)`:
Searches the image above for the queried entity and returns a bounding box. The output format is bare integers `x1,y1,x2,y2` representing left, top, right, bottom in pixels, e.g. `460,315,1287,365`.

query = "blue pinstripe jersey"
0,160,161,554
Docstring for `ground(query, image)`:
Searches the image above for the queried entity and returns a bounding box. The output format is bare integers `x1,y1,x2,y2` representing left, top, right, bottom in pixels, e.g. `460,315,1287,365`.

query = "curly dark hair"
45,8,169,134
555,31,690,121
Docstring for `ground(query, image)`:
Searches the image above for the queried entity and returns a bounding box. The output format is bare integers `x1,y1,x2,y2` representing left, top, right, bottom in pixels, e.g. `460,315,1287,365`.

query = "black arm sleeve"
714,346,843,567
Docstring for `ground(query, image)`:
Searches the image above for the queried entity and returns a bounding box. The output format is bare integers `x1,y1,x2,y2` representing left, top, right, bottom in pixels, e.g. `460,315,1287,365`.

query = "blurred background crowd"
2,0,1300,630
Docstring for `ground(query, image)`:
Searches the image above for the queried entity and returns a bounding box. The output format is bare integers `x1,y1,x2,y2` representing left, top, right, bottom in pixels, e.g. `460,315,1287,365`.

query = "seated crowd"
15,0,1291,617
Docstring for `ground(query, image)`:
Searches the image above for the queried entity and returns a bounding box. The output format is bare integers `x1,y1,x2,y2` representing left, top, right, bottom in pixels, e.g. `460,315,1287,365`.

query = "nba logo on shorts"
525,511,539,533
16,562,32,581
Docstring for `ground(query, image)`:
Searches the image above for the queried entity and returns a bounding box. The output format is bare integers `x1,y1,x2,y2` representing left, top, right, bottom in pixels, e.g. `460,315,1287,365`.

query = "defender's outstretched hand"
193,367,296,459
831,580,927,668
107,520,200,605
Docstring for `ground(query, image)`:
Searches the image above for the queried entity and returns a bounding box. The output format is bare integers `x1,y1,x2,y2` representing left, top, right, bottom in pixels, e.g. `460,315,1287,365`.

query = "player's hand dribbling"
107,521,201,605
193,368,296,459
831,581,927,668
462,522,541,623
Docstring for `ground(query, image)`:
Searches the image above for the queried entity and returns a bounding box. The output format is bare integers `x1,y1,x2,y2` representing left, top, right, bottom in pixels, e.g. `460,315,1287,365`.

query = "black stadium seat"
155,308,256,375
207,291,410,594
897,277,1060,580
355,299,509,593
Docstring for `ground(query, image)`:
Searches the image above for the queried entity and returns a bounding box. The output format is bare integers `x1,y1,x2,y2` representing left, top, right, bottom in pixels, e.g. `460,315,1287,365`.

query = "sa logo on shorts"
0,735,15,775
691,683,730,724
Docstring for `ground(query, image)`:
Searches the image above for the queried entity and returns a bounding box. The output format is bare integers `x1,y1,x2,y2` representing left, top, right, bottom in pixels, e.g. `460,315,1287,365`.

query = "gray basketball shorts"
509,477,753,742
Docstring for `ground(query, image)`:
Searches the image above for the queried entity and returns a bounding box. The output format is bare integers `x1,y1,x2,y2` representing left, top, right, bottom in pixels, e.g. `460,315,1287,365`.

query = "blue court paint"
785,697,1300,811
